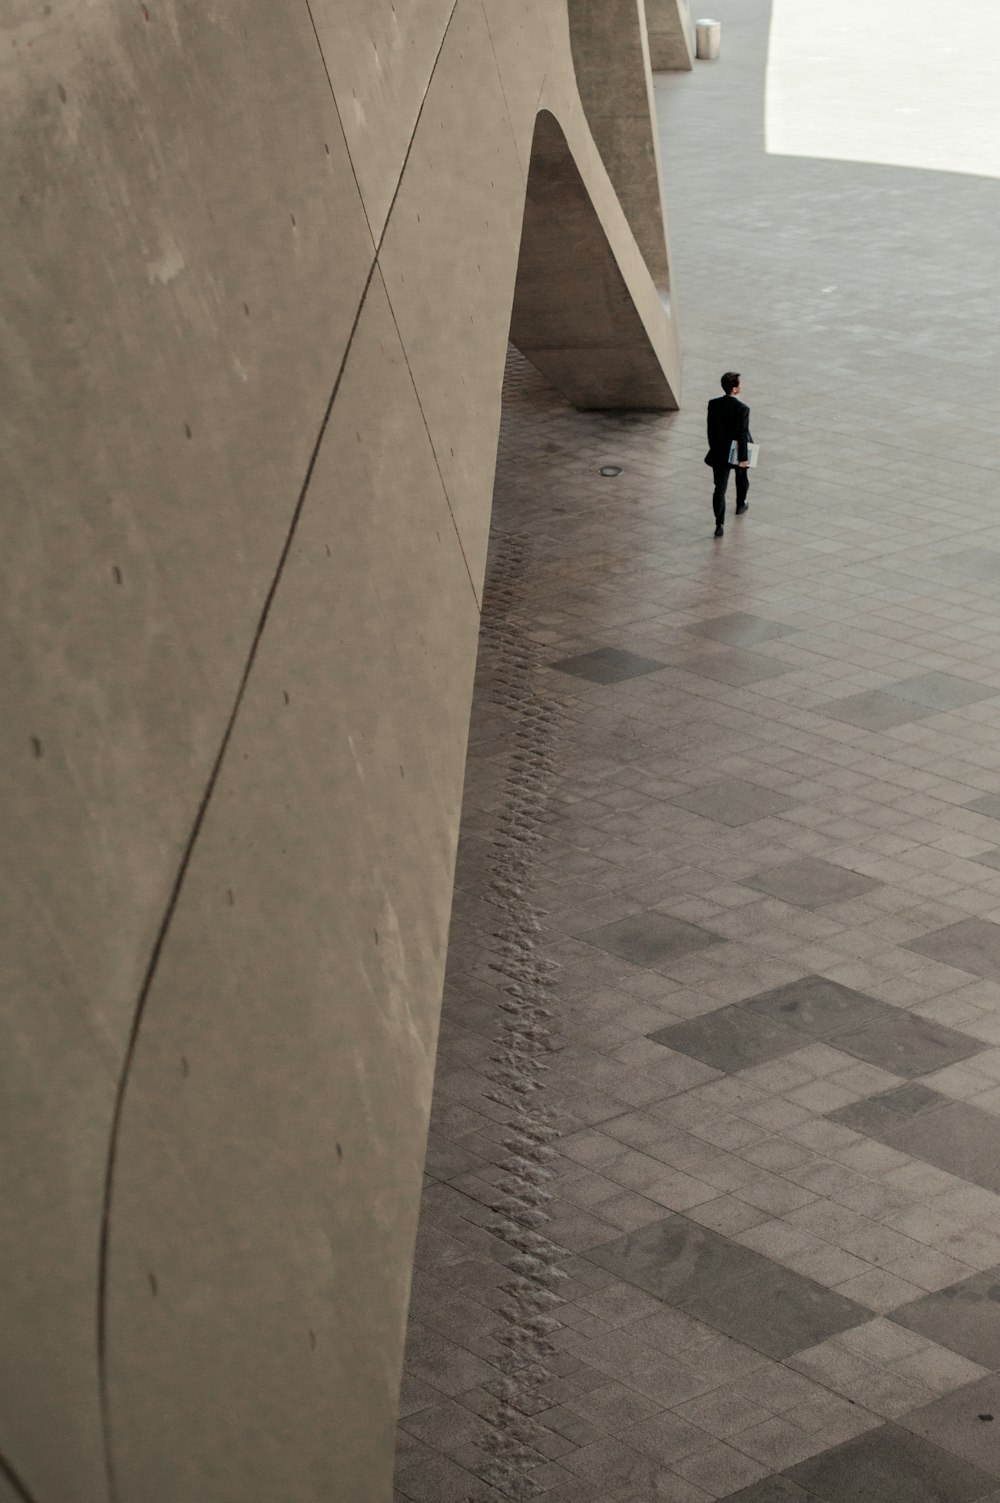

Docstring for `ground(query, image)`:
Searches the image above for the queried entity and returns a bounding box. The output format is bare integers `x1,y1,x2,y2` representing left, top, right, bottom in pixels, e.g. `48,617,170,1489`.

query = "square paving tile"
884,673,998,712
744,975,895,1039
588,1215,763,1304
784,1423,998,1501
683,1262,869,1360
557,1436,686,1493
683,649,796,687
670,780,795,828
966,797,1000,821
817,691,937,732
944,551,1000,584
588,1217,868,1360
744,859,880,909
894,1269,1000,1368
648,1007,807,1071
684,612,798,646
973,849,1000,872
833,1016,982,1079
901,1374,1000,1481
905,920,1000,983
723,1481,822,1502
583,910,723,966
829,1095,1000,1195
548,646,668,684
621,1408,723,1465
831,1084,946,1137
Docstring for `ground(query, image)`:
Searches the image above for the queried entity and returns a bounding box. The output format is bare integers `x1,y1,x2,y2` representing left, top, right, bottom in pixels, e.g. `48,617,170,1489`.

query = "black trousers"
712,463,749,525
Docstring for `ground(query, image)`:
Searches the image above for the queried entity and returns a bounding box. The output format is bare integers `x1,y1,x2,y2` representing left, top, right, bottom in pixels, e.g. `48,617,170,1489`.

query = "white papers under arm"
729,441,760,468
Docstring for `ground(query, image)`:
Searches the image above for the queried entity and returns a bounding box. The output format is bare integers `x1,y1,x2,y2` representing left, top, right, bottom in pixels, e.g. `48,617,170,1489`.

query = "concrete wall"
568,0,676,295
0,3,680,1500
648,0,695,69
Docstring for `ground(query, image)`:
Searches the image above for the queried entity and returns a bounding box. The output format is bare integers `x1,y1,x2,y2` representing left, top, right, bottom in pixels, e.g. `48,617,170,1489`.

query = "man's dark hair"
721,371,741,394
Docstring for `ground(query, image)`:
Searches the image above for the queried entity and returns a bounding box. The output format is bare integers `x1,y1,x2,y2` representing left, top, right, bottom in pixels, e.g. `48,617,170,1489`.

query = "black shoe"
735,504,748,515
714,524,724,538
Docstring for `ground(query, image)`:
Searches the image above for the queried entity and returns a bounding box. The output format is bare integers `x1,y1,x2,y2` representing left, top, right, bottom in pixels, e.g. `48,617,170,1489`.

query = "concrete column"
567,0,673,292
646,0,695,70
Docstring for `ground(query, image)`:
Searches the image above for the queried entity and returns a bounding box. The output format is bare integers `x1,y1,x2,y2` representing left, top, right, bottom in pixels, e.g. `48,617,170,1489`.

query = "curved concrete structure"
0,3,680,1499
647,0,695,69
510,111,677,408
569,0,675,295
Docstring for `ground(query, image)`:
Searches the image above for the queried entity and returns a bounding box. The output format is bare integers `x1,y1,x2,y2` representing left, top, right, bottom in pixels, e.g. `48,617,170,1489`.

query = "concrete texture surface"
510,111,678,411
647,0,695,70
1,2,679,1501
569,0,673,291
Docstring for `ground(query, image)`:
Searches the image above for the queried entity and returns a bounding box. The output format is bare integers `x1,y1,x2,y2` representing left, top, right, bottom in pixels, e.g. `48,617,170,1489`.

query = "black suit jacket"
705,394,752,466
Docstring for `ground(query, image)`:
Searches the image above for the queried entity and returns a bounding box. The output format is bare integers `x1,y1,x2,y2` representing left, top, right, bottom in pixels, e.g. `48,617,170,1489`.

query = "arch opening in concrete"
510,109,679,410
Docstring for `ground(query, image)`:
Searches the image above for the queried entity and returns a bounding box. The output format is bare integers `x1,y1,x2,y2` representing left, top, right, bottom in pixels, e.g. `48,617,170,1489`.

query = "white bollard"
695,18,721,59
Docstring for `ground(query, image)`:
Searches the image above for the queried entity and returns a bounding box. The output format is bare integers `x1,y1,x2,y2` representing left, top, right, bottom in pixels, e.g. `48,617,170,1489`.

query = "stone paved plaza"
394,4,1000,1499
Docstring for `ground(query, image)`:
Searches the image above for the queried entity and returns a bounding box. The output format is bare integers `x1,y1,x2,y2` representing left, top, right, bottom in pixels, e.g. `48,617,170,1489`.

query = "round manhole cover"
599,465,622,477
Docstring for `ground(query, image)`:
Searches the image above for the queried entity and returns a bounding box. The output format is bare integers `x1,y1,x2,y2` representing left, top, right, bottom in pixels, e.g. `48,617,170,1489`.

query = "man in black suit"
705,371,751,537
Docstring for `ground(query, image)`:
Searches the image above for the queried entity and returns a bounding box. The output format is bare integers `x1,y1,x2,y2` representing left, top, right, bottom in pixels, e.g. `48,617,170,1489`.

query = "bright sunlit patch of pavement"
766,0,1000,178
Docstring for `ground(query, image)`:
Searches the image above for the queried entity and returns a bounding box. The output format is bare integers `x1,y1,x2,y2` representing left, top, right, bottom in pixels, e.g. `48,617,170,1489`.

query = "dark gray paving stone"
648,1006,807,1071
884,1082,953,1116
744,858,880,909
885,672,998,712
894,1269,1000,1368
723,1478,821,1502
973,848,1000,872
785,1423,998,1502
817,690,937,732
548,647,667,684
669,780,795,828
966,797,1000,821
833,1014,982,1078
583,910,723,966
684,612,798,646
831,1083,947,1136
744,975,895,1038
900,1375,1000,1482
588,1217,867,1360
683,1261,869,1360
904,919,1000,982
682,648,795,687
831,1096,923,1138
829,1095,1000,1195
588,1215,762,1305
